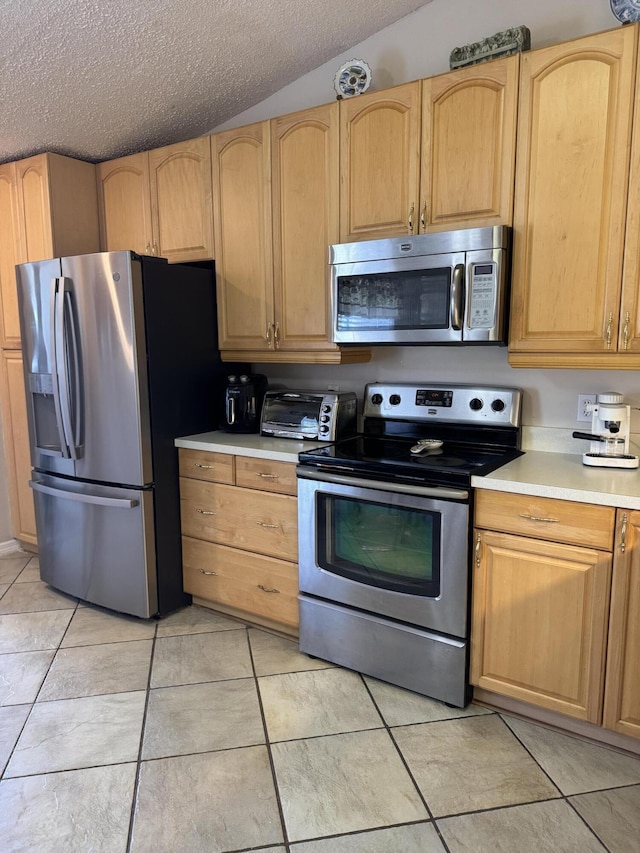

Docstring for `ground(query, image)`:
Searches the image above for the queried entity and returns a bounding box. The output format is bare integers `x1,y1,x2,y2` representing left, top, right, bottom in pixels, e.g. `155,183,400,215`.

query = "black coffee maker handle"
227,397,235,425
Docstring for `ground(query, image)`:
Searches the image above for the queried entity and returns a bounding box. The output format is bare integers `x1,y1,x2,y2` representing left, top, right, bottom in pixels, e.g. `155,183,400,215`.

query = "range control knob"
469,397,483,411
322,404,332,413
370,393,383,405
491,398,506,412
389,394,401,406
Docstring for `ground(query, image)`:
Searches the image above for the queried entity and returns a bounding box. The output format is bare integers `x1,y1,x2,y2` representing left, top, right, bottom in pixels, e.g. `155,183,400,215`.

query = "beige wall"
214,0,639,438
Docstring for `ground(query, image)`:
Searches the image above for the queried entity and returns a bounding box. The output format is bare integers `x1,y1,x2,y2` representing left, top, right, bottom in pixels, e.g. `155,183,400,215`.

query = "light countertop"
175,430,319,464
472,451,640,509
176,432,640,509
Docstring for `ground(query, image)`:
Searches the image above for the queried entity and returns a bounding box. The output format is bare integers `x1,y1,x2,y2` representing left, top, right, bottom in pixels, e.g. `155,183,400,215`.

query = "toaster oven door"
261,393,321,439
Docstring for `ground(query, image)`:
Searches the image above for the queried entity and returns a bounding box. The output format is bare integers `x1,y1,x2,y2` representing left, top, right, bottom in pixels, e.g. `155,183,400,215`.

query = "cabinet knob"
197,568,217,576
195,508,216,516
420,202,427,232
408,203,415,235
518,512,559,523
258,584,280,594
256,520,279,529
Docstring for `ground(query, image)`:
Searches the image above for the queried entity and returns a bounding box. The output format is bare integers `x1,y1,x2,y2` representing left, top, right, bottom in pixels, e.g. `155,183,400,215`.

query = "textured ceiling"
0,0,433,165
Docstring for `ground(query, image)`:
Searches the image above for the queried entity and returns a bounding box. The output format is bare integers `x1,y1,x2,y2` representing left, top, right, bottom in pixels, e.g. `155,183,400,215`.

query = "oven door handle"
296,466,468,501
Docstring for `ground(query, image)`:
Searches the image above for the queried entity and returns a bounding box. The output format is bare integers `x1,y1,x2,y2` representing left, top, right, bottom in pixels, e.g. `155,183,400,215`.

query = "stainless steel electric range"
296,382,523,707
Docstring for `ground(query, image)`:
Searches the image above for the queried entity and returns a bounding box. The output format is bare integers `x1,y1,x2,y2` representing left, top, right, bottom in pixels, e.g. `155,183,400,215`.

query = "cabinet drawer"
235,456,297,495
475,490,615,550
178,448,235,484
182,536,299,630
180,479,298,561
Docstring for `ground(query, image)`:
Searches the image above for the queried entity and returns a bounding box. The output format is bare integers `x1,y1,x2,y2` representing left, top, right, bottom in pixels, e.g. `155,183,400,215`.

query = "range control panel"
363,382,522,427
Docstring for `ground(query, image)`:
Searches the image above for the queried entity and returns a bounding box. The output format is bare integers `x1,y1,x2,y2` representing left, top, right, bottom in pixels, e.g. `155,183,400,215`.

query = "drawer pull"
258,473,279,479
194,463,214,469
197,568,217,576
256,521,279,529
519,513,559,523
620,512,628,553
258,584,280,594
195,508,216,516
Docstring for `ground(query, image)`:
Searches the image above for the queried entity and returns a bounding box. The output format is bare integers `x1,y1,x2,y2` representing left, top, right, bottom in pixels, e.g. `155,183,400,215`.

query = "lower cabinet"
0,351,36,545
178,448,299,634
472,490,640,739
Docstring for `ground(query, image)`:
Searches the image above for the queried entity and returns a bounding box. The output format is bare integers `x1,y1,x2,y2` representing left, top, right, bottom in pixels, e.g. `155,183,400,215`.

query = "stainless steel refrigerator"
16,251,238,618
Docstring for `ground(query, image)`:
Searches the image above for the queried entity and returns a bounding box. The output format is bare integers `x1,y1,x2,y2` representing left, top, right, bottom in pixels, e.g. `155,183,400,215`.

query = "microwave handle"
451,264,465,331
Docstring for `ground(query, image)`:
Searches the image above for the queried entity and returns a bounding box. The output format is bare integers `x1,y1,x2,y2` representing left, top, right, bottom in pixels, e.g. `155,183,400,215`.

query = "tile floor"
1,550,640,852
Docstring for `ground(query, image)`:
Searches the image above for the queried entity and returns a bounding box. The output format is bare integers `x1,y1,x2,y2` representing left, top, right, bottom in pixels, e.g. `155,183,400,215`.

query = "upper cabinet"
339,57,519,242
212,121,274,354
0,153,99,349
212,109,369,363
340,82,421,242
148,137,213,262
509,25,639,369
97,136,214,263
97,152,153,255
421,55,518,232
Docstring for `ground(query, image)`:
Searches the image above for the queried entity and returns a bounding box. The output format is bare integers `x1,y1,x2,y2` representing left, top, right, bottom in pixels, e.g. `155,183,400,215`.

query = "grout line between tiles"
125,614,159,853
247,625,292,853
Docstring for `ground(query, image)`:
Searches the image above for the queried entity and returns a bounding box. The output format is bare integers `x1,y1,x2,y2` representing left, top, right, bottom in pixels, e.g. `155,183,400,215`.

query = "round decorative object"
333,59,372,99
610,0,640,23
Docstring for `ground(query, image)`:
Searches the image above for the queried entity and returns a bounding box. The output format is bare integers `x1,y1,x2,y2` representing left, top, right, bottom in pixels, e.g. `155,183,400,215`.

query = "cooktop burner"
298,382,523,489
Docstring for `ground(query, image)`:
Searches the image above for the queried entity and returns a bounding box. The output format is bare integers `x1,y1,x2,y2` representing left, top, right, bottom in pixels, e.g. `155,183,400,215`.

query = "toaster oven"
260,390,357,441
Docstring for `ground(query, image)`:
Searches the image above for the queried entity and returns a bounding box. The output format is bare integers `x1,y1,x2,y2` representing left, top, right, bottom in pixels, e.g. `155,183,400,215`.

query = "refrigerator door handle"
49,277,71,457
64,288,84,454
29,480,139,508
54,277,80,460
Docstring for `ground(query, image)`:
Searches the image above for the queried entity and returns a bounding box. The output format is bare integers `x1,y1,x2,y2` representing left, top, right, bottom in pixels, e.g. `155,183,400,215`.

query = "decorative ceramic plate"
610,0,640,23
333,60,372,99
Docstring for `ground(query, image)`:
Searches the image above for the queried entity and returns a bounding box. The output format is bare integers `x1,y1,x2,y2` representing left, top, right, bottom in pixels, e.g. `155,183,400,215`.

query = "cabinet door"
421,55,518,232
619,57,640,354
97,152,153,254
340,82,421,241
471,529,611,723
212,122,273,352
603,510,640,738
509,27,637,360
0,351,36,544
15,154,54,262
0,163,25,348
272,104,340,353
149,137,214,262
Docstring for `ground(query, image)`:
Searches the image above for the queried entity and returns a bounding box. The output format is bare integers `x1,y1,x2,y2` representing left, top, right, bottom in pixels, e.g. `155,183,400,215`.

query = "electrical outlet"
577,394,596,422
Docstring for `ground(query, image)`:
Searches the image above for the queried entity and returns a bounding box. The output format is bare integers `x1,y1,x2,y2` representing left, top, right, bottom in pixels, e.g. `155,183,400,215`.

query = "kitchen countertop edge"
473,450,640,509
175,431,318,463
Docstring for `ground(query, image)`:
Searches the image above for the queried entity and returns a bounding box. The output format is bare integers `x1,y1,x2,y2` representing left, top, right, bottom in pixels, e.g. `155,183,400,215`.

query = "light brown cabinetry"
178,448,299,634
509,25,640,369
472,490,615,723
603,509,640,738
212,109,369,364
96,153,153,255
0,163,24,350
97,136,213,263
339,57,518,242
472,490,640,741
0,352,36,544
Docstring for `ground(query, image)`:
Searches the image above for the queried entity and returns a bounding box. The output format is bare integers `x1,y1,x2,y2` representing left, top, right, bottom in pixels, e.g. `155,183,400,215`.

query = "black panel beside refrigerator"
16,251,247,618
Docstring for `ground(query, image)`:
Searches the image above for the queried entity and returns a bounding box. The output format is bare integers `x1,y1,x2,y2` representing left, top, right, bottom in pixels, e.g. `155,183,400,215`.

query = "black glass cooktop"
298,434,523,488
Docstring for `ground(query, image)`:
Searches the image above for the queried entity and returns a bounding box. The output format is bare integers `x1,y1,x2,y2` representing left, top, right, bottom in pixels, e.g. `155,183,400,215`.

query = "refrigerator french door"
17,251,229,618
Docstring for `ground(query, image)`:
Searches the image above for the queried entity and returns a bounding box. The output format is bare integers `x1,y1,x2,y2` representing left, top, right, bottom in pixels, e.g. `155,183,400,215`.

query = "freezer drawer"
30,473,157,618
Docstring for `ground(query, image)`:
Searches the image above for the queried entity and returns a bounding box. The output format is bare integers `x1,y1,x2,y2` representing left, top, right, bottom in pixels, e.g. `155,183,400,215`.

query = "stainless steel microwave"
330,225,511,345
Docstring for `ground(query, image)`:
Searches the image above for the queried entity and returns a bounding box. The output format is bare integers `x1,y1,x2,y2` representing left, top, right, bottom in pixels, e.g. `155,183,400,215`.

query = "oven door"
330,253,466,345
297,468,470,638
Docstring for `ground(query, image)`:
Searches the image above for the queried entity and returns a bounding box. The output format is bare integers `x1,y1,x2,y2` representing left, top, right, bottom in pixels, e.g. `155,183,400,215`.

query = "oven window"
317,494,441,597
336,268,451,332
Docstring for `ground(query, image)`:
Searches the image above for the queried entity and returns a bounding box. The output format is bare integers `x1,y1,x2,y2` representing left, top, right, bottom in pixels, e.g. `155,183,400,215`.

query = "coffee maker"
573,392,639,469
221,373,268,434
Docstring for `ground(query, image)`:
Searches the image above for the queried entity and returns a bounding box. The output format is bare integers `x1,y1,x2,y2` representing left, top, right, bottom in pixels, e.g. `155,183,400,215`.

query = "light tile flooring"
1,551,640,852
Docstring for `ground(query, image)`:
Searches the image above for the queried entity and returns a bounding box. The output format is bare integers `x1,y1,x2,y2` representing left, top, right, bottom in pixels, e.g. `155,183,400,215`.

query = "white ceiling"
0,0,433,166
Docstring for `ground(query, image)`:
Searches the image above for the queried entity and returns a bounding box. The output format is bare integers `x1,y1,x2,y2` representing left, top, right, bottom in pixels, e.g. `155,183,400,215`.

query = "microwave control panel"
467,263,497,329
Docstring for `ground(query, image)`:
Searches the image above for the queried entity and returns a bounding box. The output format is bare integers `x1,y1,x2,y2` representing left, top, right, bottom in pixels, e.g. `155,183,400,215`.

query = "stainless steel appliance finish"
297,382,523,707
330,225,511,346
17,251,235,618
260,390,357,441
